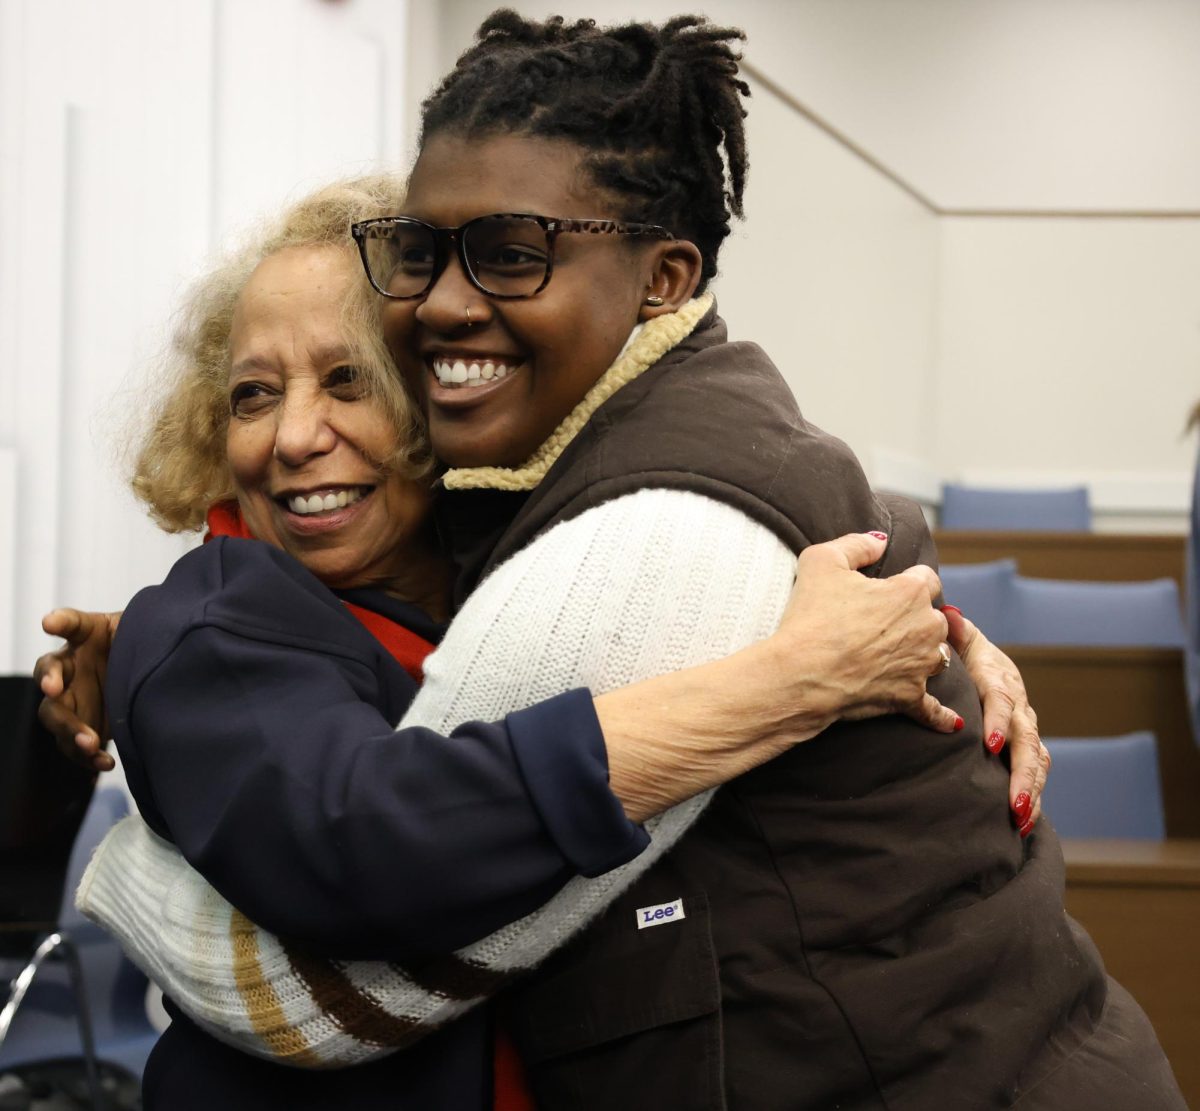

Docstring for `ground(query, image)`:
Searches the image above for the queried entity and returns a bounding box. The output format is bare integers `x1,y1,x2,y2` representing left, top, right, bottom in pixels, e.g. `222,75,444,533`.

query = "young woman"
51,11,1172,1110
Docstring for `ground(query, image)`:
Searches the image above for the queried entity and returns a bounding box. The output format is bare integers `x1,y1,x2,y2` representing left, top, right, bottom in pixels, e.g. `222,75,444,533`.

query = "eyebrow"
229,343,355,378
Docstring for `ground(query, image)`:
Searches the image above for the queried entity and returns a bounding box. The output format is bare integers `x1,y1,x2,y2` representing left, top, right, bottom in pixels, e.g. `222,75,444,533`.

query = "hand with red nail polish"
944,605,1050,829
775,531,962,735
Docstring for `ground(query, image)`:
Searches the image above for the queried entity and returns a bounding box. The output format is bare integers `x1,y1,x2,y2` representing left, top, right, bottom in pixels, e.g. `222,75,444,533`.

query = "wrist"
755,627,841,741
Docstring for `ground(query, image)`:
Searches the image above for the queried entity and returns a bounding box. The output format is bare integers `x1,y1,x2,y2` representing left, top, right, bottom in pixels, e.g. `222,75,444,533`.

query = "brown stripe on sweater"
399,951,515,1001
229,909,321,1066
281,939,426,1049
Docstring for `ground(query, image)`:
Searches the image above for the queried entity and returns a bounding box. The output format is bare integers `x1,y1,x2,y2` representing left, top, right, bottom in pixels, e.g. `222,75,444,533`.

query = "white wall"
936,217,1200,529
717,77,940,493
0,0,409,674
722,0,1200,213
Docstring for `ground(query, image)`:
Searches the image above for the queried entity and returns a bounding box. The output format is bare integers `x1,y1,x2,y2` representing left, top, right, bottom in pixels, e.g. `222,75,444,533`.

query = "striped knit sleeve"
77,489,797,1066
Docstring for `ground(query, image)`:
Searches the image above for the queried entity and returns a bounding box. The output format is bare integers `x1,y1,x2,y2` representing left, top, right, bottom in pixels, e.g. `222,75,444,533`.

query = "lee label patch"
636,898,685,930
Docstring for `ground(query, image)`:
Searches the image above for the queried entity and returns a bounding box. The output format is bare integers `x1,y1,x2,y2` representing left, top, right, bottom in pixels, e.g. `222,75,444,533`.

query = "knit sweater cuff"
76,817,478,1068
507,688,650,878
75,817,266,1049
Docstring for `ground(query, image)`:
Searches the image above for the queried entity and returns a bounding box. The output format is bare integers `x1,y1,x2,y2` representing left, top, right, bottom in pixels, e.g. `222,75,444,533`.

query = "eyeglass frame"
349,212,676,301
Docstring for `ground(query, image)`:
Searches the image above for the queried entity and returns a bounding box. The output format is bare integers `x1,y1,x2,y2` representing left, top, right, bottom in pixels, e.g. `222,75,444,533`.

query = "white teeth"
432,358,515,387
287,488,365,516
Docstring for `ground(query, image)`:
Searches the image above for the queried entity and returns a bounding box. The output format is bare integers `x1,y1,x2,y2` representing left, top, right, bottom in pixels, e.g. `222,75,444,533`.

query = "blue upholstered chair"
0,786,159,1086
1041,732,1166,840
938,560,1018,643
940,484,1092,531
1005,575,1186,648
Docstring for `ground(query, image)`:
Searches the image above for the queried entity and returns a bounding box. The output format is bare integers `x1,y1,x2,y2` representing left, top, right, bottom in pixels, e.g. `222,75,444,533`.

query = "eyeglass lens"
362,216,551,298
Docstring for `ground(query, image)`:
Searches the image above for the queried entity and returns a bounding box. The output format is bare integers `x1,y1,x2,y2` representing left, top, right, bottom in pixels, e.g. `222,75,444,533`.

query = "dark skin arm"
37,608,120,772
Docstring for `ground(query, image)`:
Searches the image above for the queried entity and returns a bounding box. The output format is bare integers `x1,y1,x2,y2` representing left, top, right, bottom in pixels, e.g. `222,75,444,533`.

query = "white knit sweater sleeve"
77,489,796,1066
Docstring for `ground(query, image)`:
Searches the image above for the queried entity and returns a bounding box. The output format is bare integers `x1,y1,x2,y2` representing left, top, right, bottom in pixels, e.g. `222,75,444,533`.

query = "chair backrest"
1042,732,1166,840
938,559,1017,643
0,675,95,952
60,787,130,931
0,785,157,1079
1005,575,1186,648
940,484,1092,531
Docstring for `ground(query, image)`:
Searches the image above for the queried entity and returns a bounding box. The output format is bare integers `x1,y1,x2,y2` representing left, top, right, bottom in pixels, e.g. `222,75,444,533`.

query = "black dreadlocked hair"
419,9,750,290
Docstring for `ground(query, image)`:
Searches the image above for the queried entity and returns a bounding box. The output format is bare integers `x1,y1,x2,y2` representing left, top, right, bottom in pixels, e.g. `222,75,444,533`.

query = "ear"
639,239,704,321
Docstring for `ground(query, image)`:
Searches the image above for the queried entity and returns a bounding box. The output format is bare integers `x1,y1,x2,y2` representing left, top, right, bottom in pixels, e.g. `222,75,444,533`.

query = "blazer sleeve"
105,538,646,959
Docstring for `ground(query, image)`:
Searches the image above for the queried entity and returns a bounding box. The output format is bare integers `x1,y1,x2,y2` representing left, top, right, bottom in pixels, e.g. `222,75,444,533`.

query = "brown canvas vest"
436,311,1113,1110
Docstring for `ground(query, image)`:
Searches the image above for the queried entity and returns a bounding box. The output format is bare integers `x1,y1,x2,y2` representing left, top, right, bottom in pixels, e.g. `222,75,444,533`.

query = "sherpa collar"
441,292,715,492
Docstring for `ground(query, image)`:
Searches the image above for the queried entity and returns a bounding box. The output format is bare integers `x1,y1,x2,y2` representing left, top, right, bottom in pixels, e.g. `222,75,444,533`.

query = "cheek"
380,478,432,541
382,303,418,356
351,409,401,465
226,424,271,492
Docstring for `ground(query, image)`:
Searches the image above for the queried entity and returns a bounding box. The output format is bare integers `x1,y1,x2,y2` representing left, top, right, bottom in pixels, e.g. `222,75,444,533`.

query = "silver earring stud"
644,295,664,306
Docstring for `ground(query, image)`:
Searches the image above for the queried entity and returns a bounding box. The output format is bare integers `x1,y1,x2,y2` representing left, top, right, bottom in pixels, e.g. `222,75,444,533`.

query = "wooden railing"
933,530,1185,594
1063,838,1200,1107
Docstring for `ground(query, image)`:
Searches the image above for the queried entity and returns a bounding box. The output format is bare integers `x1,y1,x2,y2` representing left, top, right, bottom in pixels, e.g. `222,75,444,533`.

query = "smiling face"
226,245,435,592
381,133,664,468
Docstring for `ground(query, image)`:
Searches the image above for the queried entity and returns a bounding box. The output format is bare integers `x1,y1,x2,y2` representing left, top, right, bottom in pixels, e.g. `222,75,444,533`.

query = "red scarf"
204,502,533,1109
204,502,430,682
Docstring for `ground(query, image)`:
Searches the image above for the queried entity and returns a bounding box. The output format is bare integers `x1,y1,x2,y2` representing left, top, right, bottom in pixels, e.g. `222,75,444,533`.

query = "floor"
0,1061,139,1111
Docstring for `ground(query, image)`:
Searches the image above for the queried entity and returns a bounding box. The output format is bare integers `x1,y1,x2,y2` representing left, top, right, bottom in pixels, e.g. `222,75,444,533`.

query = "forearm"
599,634,836,822
108,536,638,956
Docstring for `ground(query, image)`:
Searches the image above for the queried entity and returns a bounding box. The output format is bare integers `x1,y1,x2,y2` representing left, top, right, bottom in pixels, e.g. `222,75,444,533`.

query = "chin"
432,425,540,470
291,552,353,587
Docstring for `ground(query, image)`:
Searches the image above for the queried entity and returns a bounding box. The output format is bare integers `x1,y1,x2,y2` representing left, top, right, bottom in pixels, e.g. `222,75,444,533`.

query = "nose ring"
465,304,473,328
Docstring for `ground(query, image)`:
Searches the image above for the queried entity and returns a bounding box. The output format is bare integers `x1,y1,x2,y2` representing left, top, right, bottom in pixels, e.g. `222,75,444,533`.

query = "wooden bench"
933,530,1185,595
1063,838,1200,1108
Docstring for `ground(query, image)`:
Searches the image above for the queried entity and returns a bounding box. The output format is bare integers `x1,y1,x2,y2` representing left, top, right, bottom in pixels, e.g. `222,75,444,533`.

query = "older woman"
37,168,1018,1110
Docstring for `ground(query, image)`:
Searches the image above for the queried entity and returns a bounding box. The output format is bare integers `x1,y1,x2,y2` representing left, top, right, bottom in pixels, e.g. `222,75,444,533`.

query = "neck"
376,530,453,623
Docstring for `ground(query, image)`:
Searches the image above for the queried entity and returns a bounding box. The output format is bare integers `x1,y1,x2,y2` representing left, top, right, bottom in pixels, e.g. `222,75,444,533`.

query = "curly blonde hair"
131,174,427,532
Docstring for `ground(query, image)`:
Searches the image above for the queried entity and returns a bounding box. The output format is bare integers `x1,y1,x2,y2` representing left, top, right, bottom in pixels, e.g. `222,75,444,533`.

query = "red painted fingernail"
953,715,965,732
867,531,888,541
1019,818,1035,839
1012,792,1032,823
985,730,1006,754
940,604,963,617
